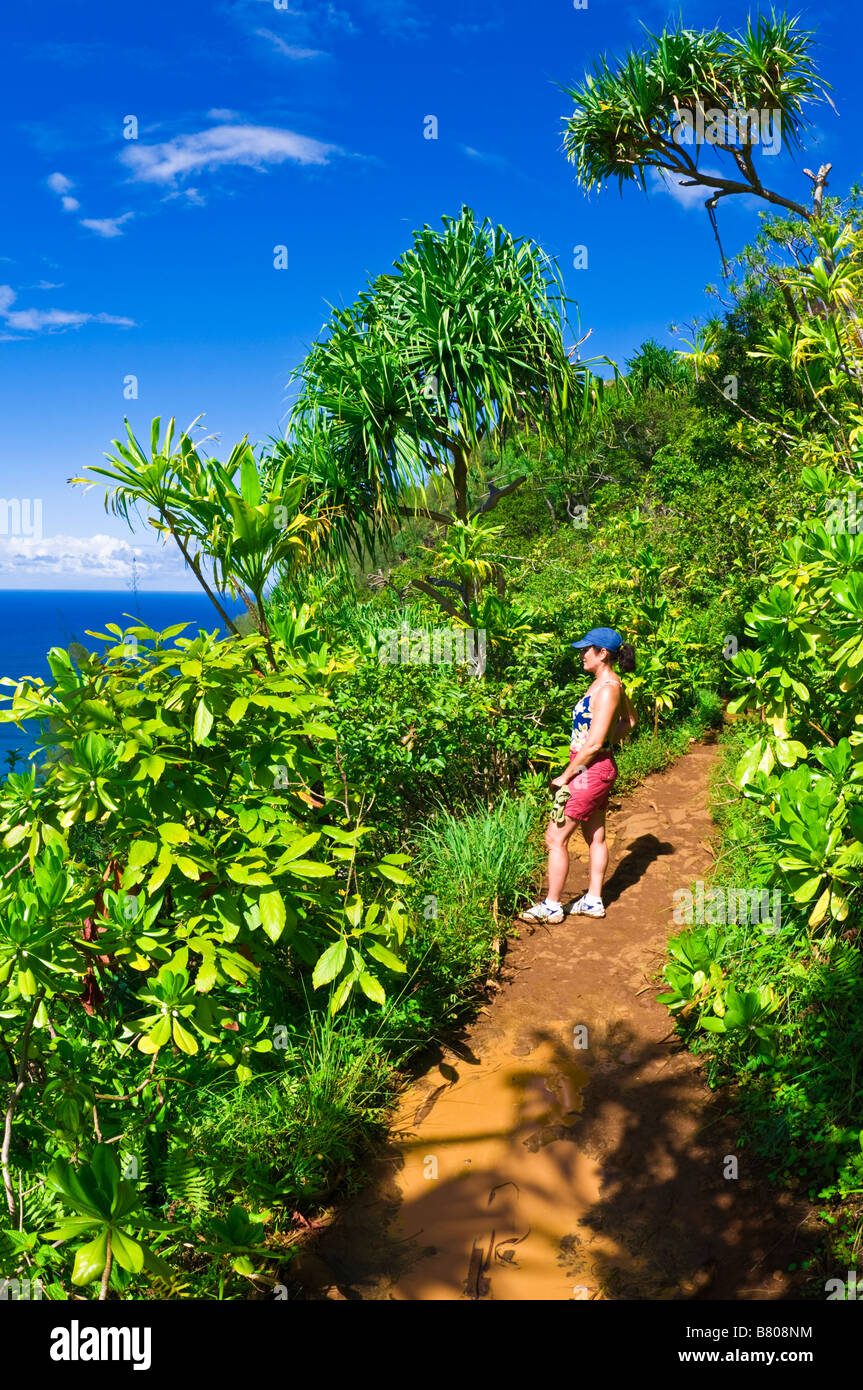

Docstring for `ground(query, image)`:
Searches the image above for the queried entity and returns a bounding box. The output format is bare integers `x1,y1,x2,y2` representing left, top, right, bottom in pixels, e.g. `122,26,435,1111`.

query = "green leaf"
344,894,363,928
172,1018,199,1054
127,839,158,869
158,822,189,845
227,697,249,724
258,889,286,942
366,941,407,973
329,973,355,1015
148,855,173,893
72,1230,109,1285
358,971,386,1005
735,740,765,787
374,862,414,885
312,939,348,988
240,452,262,506
143,754,166,782
110,1228,144,1274
283,859,334,878
226,864,273,887
193,698,214,744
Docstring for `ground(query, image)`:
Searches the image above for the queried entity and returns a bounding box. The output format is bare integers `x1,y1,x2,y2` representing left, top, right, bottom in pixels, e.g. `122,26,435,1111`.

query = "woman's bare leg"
545,816,578,902
581,808,609,898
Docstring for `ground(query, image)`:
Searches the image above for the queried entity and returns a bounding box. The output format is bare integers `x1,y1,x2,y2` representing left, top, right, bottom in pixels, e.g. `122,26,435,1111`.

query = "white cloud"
255,27,326,59
47,171,80,212
648,165,763,214
46,171,74,195
648,166,724,209
160,186,206,207
79,212,135,238
119,122,337,184
461,145,508,169
0,287,135,335
0,533,183,579
208,108,240,120
6,309,134,332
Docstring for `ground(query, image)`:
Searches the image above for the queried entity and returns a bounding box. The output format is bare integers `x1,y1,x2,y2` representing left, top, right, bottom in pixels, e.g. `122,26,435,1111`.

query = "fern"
19,1180,63,1234
161,1147,213,1216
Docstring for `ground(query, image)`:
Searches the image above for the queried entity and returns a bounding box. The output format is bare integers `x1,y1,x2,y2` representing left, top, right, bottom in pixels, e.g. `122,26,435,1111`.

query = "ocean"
0,590,245,770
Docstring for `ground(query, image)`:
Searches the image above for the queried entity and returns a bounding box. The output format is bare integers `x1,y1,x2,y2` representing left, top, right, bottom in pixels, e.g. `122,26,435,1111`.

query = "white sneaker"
569,895,606,918
520,900,564,924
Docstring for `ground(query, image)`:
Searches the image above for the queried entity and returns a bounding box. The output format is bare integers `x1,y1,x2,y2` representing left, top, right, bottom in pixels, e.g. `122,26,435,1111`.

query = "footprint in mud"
413,1083,448,1127
523,1122,580,1152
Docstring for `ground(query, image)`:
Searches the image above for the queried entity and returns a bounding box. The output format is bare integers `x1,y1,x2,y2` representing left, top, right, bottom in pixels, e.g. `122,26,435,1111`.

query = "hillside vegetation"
1,12,861,1300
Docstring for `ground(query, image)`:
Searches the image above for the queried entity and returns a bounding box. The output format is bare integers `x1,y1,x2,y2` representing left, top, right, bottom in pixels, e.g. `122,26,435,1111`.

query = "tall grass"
184,1002,395,1215
412,791,544,914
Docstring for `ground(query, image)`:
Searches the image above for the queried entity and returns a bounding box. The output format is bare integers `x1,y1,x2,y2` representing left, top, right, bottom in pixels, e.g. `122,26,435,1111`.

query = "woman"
520,627,637,924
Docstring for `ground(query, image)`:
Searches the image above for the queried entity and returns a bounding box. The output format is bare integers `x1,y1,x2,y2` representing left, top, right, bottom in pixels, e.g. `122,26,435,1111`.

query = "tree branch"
395,505,454,526
469,474,527,518
409,579,467,623
2,991,45,1221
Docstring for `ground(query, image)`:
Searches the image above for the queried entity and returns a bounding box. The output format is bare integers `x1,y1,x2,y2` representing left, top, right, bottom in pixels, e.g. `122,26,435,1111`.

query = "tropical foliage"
3,10,863,1296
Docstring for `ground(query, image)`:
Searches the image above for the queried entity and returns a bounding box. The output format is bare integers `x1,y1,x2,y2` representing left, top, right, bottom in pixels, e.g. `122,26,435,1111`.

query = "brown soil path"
297,742,815,1300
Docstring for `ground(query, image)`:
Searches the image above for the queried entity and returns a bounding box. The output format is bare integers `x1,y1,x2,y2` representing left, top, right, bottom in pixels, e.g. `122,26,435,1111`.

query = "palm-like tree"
672,323,721,383
624,338,691,396
285,207,603,604
72,419,328,665
560,14,835,261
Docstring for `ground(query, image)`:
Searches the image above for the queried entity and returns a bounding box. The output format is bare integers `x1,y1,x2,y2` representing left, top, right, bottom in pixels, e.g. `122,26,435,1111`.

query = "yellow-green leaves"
157,823,189,845
193,697,214,744
373,853,413,886
312,887,416,1013
366,941,407,973
257,889,286,942
312,939,347,988
72,1231,110,1286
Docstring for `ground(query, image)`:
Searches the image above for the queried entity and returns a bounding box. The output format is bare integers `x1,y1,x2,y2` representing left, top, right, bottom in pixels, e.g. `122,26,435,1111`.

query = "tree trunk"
453,449,468,522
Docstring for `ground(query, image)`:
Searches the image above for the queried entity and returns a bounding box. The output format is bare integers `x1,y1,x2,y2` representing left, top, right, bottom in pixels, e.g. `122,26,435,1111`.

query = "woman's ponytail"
618,642,636,674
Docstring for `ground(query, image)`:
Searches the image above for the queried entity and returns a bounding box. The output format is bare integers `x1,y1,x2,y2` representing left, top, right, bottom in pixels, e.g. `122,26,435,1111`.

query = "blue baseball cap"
571,627,623,652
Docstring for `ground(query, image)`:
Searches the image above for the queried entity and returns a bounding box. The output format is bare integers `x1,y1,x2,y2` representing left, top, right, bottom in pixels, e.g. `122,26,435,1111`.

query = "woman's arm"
613,690,637,742
551,685,620,788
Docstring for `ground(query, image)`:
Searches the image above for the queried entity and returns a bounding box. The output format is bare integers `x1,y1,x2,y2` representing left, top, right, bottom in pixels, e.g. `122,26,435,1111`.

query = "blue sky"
0,0,858,588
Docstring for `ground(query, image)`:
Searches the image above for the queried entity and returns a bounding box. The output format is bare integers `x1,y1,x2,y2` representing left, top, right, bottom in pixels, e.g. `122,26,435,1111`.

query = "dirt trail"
297,741,814,1300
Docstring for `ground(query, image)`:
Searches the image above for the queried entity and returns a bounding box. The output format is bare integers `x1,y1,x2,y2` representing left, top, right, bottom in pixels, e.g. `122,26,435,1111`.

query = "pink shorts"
563,752,617,822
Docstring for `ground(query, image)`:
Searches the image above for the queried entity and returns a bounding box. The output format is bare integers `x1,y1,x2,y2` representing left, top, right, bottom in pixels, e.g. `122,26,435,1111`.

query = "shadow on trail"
601,833,675,908
558,1021,814,1300
296,1021,814,1300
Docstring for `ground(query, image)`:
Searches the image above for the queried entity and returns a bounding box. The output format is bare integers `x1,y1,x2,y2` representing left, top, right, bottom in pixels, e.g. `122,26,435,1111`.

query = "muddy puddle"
381,1030,619,1299
300,1024,631,1300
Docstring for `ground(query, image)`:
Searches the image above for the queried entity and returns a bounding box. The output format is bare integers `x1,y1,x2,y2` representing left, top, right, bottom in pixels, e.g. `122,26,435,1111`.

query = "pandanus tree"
560,14,835,270
624,338,692,396
283,206,603,615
